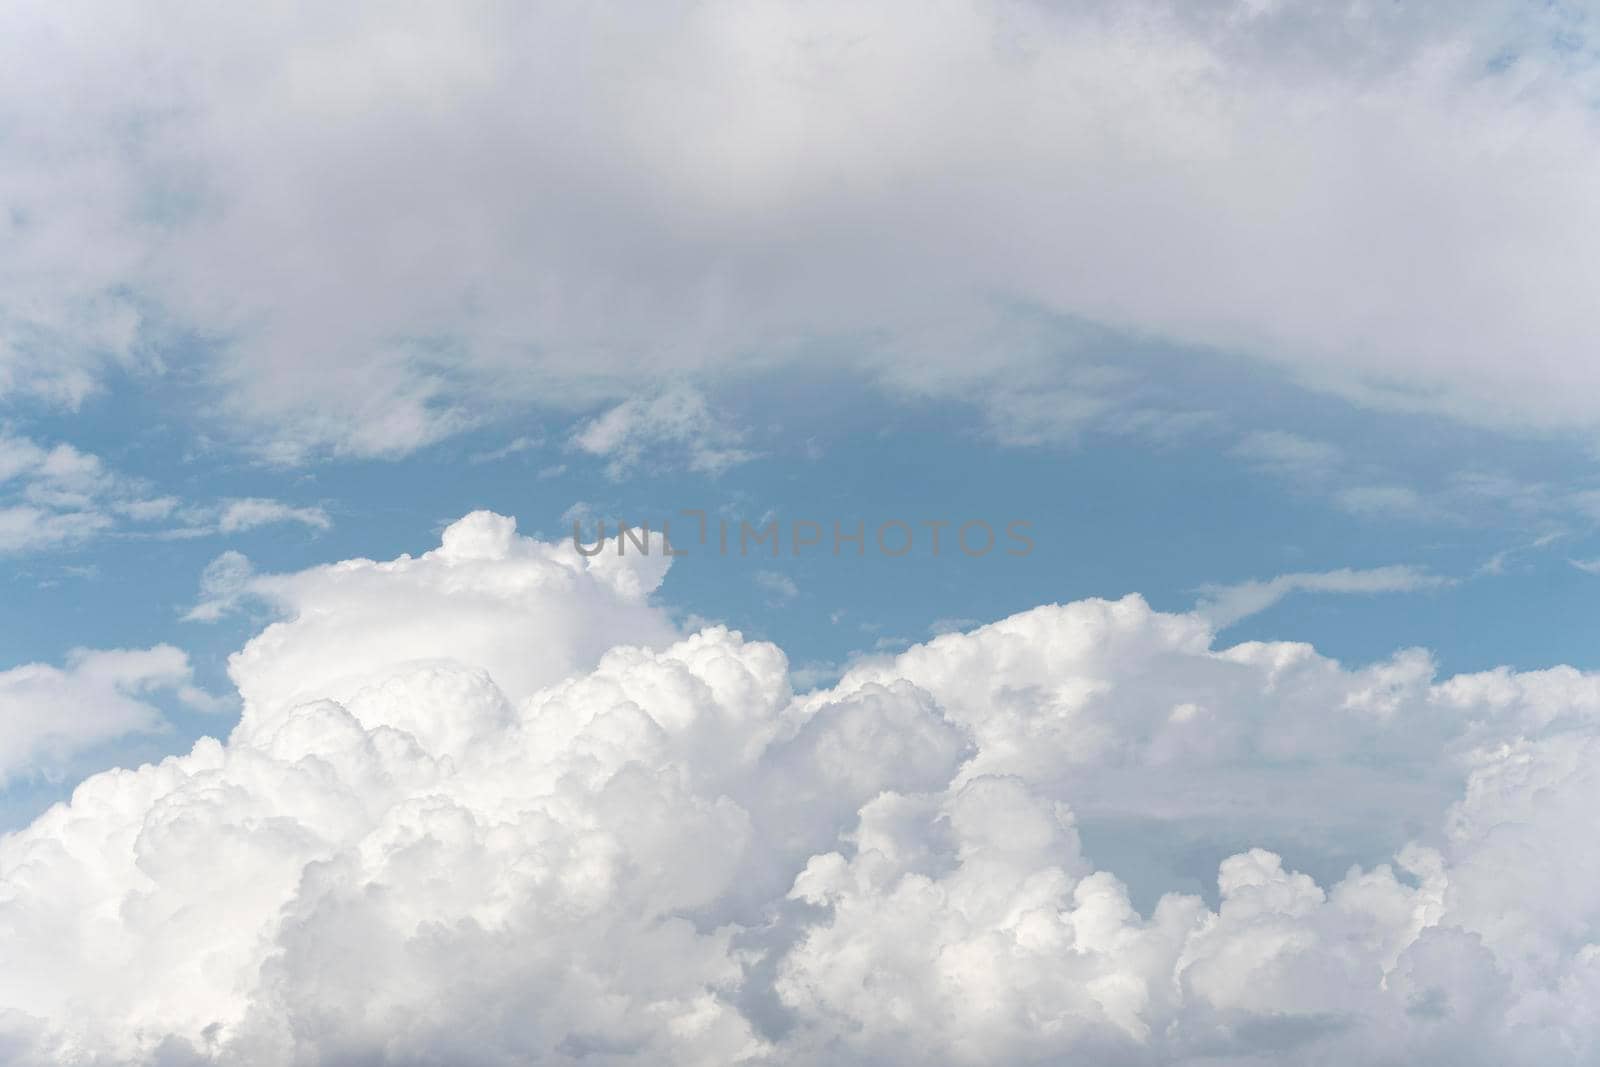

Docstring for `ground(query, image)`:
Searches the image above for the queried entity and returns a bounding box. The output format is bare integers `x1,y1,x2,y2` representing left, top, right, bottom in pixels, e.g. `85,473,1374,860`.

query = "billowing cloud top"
227,510,676,724
2,513,1599,1064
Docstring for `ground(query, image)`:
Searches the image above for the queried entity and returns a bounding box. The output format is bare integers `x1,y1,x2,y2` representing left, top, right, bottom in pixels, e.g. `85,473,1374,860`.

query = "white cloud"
114,496,181,522
0,645,202,784
0,433,133,552
1232,430,1344,485
0,432,332,553
1230,438,1600,533
3,516,1600,1062
222,510,676,714
1335,484,1442,521
215,498,331,533
469,434,543,464
754,570,799,603
1195,564,1452,628
5,2,1600,456
0,505,113,555
571,387,754,479
184,550,257,622
1475,530,1567,577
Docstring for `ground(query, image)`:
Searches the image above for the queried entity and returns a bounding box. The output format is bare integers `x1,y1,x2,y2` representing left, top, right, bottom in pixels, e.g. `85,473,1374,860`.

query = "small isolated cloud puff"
184,550,257,622
570,387,754,479
754,570,799,603
4,514,1600,1063
0,645,210,785
215,498,331,534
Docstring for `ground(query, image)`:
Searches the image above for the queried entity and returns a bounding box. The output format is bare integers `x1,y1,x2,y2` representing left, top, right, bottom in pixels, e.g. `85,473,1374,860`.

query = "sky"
3,1,1600,1064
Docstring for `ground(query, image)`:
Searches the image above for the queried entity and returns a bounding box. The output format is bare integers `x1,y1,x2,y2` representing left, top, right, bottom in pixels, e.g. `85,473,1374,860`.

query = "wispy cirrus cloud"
1333,485,1445,521
215,498,331,534
1231,430,1344,486
754,569,799,604
183,550,257,622
468,434,544,465
570,387,755,479
0,432,330,555
1195,564,1453,628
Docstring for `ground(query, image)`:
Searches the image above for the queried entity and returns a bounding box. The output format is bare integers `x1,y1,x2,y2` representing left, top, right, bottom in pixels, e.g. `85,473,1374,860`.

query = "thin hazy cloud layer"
3,1,1600,457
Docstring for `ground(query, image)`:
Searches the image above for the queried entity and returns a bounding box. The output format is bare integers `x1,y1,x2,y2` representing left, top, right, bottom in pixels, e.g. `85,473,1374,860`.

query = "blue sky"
4,327,1600,826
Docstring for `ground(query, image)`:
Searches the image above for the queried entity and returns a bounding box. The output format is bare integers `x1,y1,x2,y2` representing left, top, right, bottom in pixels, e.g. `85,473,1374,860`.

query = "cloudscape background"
3,0,1600,1063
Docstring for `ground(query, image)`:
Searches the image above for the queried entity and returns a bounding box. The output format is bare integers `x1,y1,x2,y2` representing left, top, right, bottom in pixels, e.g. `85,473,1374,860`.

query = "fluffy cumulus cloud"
3,1,1600,457
215,511,678,712
4,512,1600,1063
